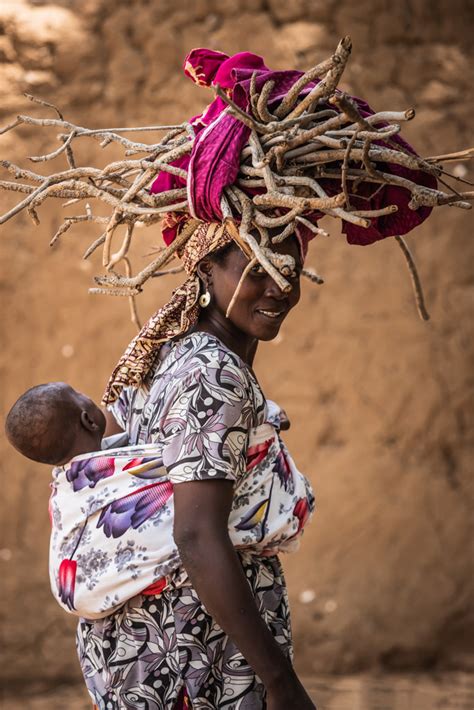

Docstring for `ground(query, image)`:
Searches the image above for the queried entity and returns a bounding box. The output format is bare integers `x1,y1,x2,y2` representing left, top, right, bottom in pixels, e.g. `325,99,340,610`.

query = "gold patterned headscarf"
102,220,235,405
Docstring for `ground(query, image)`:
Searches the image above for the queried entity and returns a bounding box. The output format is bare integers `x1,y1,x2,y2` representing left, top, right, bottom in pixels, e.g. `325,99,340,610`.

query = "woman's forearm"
176,529,296,691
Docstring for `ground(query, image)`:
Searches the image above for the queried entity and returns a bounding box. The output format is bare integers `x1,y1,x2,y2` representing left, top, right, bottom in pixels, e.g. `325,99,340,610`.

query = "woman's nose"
264,277,291,299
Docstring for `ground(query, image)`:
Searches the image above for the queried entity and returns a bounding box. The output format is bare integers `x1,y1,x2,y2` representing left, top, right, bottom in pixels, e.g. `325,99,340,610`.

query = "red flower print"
293,498,310,533
246,438,273,471
58,559,77,610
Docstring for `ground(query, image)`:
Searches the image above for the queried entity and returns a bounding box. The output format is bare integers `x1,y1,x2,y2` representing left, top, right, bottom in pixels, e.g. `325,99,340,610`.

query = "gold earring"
199,290,211,308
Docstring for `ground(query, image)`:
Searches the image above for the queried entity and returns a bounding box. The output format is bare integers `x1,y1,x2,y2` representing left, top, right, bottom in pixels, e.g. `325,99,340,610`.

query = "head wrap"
152,47,436,248
103,221,235,404
103,46,438,404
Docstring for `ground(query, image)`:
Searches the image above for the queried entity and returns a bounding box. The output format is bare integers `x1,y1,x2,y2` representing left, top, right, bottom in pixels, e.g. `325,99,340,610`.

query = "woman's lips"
255,308,286,321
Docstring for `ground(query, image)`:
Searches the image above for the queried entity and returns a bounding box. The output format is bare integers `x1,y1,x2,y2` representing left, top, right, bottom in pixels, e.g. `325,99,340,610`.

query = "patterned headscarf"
103,221,235,404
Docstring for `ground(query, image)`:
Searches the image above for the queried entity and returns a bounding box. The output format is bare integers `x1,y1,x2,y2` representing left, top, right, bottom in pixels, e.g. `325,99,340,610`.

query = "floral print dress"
77,332,315,709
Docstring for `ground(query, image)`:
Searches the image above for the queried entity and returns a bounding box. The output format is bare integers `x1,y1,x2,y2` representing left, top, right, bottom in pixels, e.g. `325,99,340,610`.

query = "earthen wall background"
0,0,473,685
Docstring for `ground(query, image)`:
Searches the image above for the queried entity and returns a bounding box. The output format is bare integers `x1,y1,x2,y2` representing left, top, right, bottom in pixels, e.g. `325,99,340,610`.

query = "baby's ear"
80,410,99,432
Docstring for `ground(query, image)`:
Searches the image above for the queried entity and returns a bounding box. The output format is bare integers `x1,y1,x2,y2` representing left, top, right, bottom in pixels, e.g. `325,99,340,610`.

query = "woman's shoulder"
155,332,265,418
165,331,252,382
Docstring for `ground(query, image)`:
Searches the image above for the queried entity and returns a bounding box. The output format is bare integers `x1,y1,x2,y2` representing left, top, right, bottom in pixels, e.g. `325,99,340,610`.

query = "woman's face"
202,237,303,342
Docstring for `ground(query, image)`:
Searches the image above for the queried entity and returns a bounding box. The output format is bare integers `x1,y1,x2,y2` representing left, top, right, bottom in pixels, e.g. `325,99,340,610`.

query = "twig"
226,258,257,318
395,236,430,321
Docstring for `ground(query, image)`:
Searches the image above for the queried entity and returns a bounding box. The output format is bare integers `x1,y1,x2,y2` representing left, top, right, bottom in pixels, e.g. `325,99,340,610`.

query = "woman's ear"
196,257,213,286
80,410,99,432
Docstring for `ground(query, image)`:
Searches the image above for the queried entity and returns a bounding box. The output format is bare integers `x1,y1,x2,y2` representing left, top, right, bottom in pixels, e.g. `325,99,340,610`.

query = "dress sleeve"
158,358,254,484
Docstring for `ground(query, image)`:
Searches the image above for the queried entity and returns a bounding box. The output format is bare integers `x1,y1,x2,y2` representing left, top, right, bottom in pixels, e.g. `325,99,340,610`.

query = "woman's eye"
251,264,266,275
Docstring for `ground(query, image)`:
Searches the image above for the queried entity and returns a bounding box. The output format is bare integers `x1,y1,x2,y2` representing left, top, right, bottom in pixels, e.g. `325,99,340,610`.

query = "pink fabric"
151,48,437,251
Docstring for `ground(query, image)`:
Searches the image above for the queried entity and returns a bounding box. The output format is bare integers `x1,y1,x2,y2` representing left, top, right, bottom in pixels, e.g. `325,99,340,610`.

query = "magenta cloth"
151,48,437,249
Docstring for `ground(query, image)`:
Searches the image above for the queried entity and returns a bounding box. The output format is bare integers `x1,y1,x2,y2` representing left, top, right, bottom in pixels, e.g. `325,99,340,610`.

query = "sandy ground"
2,674,474,710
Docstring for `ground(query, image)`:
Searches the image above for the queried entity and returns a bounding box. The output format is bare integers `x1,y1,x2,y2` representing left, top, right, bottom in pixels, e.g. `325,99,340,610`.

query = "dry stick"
253,190,345,211
230,187,292,292
260,109,340,142
102,158,187,267
271,221,298,243
394,236,430,321
94,218,200,290
292,145,432,172
425,148,474,162
294,216,329,237
89,286,141,297
274,52,339,119
109,222,135,268
257,80,276,123
0,114,187,154
255,207,302,228
151,266,185,277
350,109,416,126
0,179,85,200
250,71,260,119
5,177,180,217
223,215,254,259
214,86,273,134
1,159,133,189
101,158,187,180
122,257,142,330
27,206,40,225
21,96,185,137
302,268,324,285
314,165,473,209
269,110,350,166
25,93,76,168
0,180,36,194
220,194,234,220
281,174,371,227
29,129,76,163
83,233,106,260
0,177,52,224
285,36,352,121
351,205,398,217
50,211,108,247
284,138,341,159
248,131,277,193
327,125,401,142
226,258,257,318
340,131,359,208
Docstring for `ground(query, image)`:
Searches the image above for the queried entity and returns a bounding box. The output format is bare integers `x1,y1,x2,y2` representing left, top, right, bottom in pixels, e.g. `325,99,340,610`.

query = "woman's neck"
192,313,258,366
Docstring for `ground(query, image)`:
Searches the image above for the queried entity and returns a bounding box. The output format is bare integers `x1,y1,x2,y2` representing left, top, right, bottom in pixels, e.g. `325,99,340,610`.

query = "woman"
75,45,437,709
77,227,316,710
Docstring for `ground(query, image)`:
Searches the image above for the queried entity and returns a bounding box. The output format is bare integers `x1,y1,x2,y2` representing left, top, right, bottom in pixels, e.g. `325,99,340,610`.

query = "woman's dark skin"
105,237,315,709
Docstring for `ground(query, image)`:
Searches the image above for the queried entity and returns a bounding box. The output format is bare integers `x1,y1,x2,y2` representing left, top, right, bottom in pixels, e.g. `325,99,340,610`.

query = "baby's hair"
5,383,79,465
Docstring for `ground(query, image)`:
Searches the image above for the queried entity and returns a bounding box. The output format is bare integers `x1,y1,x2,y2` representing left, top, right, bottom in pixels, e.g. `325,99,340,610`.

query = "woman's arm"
173,479,315,709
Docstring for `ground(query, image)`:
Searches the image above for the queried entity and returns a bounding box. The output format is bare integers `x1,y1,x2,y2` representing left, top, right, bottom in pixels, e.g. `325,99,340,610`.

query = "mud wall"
1,0,473,685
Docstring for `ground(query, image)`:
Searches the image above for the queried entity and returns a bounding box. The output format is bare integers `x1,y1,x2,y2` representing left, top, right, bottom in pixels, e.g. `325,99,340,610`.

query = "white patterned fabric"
50,421,314,619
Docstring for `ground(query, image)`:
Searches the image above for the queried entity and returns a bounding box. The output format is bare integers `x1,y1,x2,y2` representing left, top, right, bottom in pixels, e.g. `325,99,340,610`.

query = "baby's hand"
279,409,290,431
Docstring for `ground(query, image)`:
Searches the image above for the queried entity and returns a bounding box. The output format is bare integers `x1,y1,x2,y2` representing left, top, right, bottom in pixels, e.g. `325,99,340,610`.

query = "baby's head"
5,382,106,466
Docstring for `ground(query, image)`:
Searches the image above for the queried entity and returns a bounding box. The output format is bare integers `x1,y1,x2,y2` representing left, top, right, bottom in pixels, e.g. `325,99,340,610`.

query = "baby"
5,382,108,465
5,382,312,620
